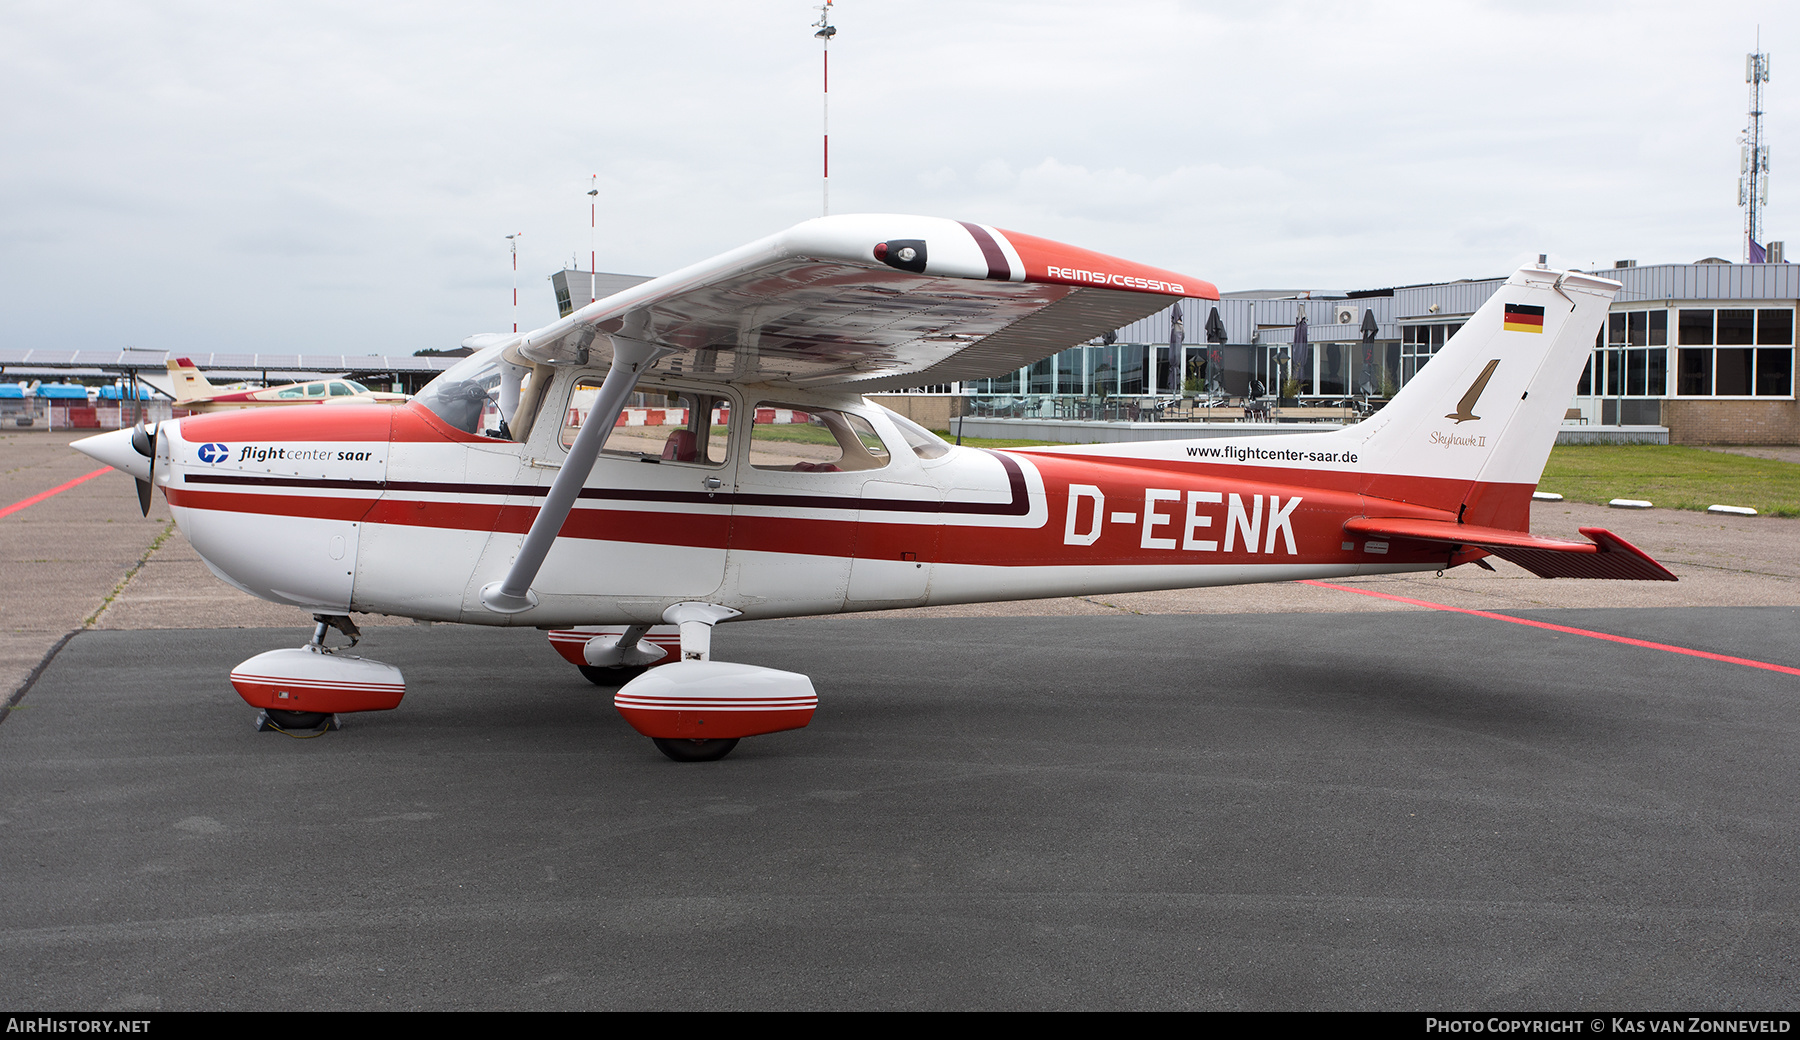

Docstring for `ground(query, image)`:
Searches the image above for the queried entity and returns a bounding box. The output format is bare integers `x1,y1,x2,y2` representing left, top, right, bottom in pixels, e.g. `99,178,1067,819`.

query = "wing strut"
480,337,670,614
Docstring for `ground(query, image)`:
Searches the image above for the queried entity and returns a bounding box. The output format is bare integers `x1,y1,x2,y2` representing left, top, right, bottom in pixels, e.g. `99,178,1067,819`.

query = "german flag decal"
1503,303,1545,333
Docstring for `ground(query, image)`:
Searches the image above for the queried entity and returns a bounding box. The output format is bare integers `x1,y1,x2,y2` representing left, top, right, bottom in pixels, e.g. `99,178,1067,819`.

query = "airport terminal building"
926,259,1800,445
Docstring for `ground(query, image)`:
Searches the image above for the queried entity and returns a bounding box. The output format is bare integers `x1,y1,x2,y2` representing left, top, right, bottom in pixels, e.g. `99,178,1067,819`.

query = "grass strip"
1539,445,1800,516
85,519,176,627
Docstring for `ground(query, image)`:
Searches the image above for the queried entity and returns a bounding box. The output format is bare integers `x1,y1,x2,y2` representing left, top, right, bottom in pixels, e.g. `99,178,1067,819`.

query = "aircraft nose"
72,427,151,482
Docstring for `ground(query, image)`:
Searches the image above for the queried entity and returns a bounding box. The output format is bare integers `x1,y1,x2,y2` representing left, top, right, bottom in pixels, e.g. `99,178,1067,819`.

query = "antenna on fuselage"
813,1,836,216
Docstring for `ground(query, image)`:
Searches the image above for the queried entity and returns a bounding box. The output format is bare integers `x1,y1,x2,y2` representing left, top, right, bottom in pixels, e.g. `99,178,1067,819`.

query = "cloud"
0,1,1793,352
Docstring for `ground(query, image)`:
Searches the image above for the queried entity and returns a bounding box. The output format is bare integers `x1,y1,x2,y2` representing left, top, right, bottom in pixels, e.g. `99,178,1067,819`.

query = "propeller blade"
131,421,158,515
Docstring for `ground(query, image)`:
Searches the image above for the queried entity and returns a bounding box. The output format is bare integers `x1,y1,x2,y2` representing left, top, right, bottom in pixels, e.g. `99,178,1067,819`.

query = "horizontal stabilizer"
1344,517,1677,581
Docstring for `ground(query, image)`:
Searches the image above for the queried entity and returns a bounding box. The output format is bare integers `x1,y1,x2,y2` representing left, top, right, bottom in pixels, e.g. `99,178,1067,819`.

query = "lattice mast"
1741,43,1772,260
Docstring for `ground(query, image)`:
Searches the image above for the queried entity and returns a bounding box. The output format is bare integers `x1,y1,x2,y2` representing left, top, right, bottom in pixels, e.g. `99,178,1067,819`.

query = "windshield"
415,345,510,436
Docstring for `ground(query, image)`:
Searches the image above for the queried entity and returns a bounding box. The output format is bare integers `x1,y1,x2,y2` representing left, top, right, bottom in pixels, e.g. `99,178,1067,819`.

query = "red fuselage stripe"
1301,580,1800,677
0,467,114,520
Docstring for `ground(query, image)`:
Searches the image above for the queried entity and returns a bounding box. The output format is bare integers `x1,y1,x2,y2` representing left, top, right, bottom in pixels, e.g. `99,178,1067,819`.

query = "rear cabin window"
562,382,729,467
878,406,952,460
749,403,889,472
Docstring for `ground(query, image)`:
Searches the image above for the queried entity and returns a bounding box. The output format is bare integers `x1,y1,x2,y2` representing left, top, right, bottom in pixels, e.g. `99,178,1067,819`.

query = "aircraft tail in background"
166,357,219,405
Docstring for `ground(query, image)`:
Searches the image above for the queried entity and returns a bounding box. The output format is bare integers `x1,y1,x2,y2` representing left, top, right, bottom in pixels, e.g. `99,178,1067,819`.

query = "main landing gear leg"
578,623,665,686
646,603,744,762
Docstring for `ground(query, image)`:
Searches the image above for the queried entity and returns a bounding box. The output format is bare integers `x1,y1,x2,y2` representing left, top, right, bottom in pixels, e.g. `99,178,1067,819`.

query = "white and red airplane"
75,214,1671,761
165,358,409,411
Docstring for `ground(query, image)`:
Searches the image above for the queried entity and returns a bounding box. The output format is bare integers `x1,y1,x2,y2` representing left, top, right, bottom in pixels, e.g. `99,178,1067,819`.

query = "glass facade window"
1715,349,1753,395
1319,343,1347,396
1678,309,1713,345
1717,310,1755,345
1666,306,1794,397
1593,309,1674,399
1057,349,1081,395
1678,349,1712,396
1759,309,1794,345
1118,344,1146,395
1757,350,1794,395
1400,323,1461,385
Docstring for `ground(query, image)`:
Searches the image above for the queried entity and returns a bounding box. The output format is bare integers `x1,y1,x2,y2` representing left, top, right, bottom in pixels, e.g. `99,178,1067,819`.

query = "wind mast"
505,232,522,333
813,1,836,216
588,175,599,304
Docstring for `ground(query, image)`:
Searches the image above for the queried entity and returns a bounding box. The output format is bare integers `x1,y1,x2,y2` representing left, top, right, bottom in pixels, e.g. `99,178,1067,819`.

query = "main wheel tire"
578,663,649,686
265,709,330,730
652,737,739,763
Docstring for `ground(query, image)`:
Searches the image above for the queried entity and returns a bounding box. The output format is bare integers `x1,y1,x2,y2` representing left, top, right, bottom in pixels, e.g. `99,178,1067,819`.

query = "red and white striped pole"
587,174,599,303
813,2,835,216
506,232,522,333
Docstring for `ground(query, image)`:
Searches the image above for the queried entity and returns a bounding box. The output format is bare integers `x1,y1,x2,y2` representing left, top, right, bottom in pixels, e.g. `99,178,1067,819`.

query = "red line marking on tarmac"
0,467,115,520
1300,579,1800,678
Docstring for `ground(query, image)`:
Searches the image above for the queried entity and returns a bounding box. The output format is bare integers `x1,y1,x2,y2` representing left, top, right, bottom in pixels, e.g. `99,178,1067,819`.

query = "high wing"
498,214,1217,390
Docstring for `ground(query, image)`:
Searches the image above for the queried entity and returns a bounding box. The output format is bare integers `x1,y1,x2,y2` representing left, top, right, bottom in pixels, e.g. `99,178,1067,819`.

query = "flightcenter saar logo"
197,443,229,464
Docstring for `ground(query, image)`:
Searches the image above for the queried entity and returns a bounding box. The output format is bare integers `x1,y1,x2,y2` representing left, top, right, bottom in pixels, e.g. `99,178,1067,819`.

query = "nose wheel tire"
265,709,331,730
652,737,739,763
578,664,649,686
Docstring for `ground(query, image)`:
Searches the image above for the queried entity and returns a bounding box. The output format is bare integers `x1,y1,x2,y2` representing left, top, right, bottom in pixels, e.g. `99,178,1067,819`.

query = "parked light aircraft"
76,215,1671,761
166,357,409,411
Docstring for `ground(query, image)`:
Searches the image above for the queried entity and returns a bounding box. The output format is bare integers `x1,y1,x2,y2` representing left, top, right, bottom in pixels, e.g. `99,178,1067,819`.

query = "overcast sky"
3,1,1796,356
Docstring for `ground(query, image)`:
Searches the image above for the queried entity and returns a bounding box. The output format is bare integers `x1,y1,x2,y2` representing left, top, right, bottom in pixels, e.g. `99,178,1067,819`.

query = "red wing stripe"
1300,581,1800,677
958,221,1013,281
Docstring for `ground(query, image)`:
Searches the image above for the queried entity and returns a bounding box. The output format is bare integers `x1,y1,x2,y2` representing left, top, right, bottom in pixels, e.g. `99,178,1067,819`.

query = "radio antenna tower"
1741,37,1772,261
813,1,836,216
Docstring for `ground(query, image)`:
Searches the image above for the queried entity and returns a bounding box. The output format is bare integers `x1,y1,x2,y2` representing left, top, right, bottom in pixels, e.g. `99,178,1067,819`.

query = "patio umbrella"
1359,309,1379,395
1167,301,1184,396
1291,313,1310,394
1205,306,1226,396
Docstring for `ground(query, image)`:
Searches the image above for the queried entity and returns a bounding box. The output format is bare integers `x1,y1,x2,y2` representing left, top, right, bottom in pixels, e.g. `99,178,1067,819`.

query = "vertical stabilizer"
1342,267,1619,529
166,357,217,405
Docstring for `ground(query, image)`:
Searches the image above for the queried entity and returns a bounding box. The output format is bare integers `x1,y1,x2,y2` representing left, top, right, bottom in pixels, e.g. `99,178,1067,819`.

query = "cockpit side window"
748,402,890,472
877,405,953,460
562,381,729,468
